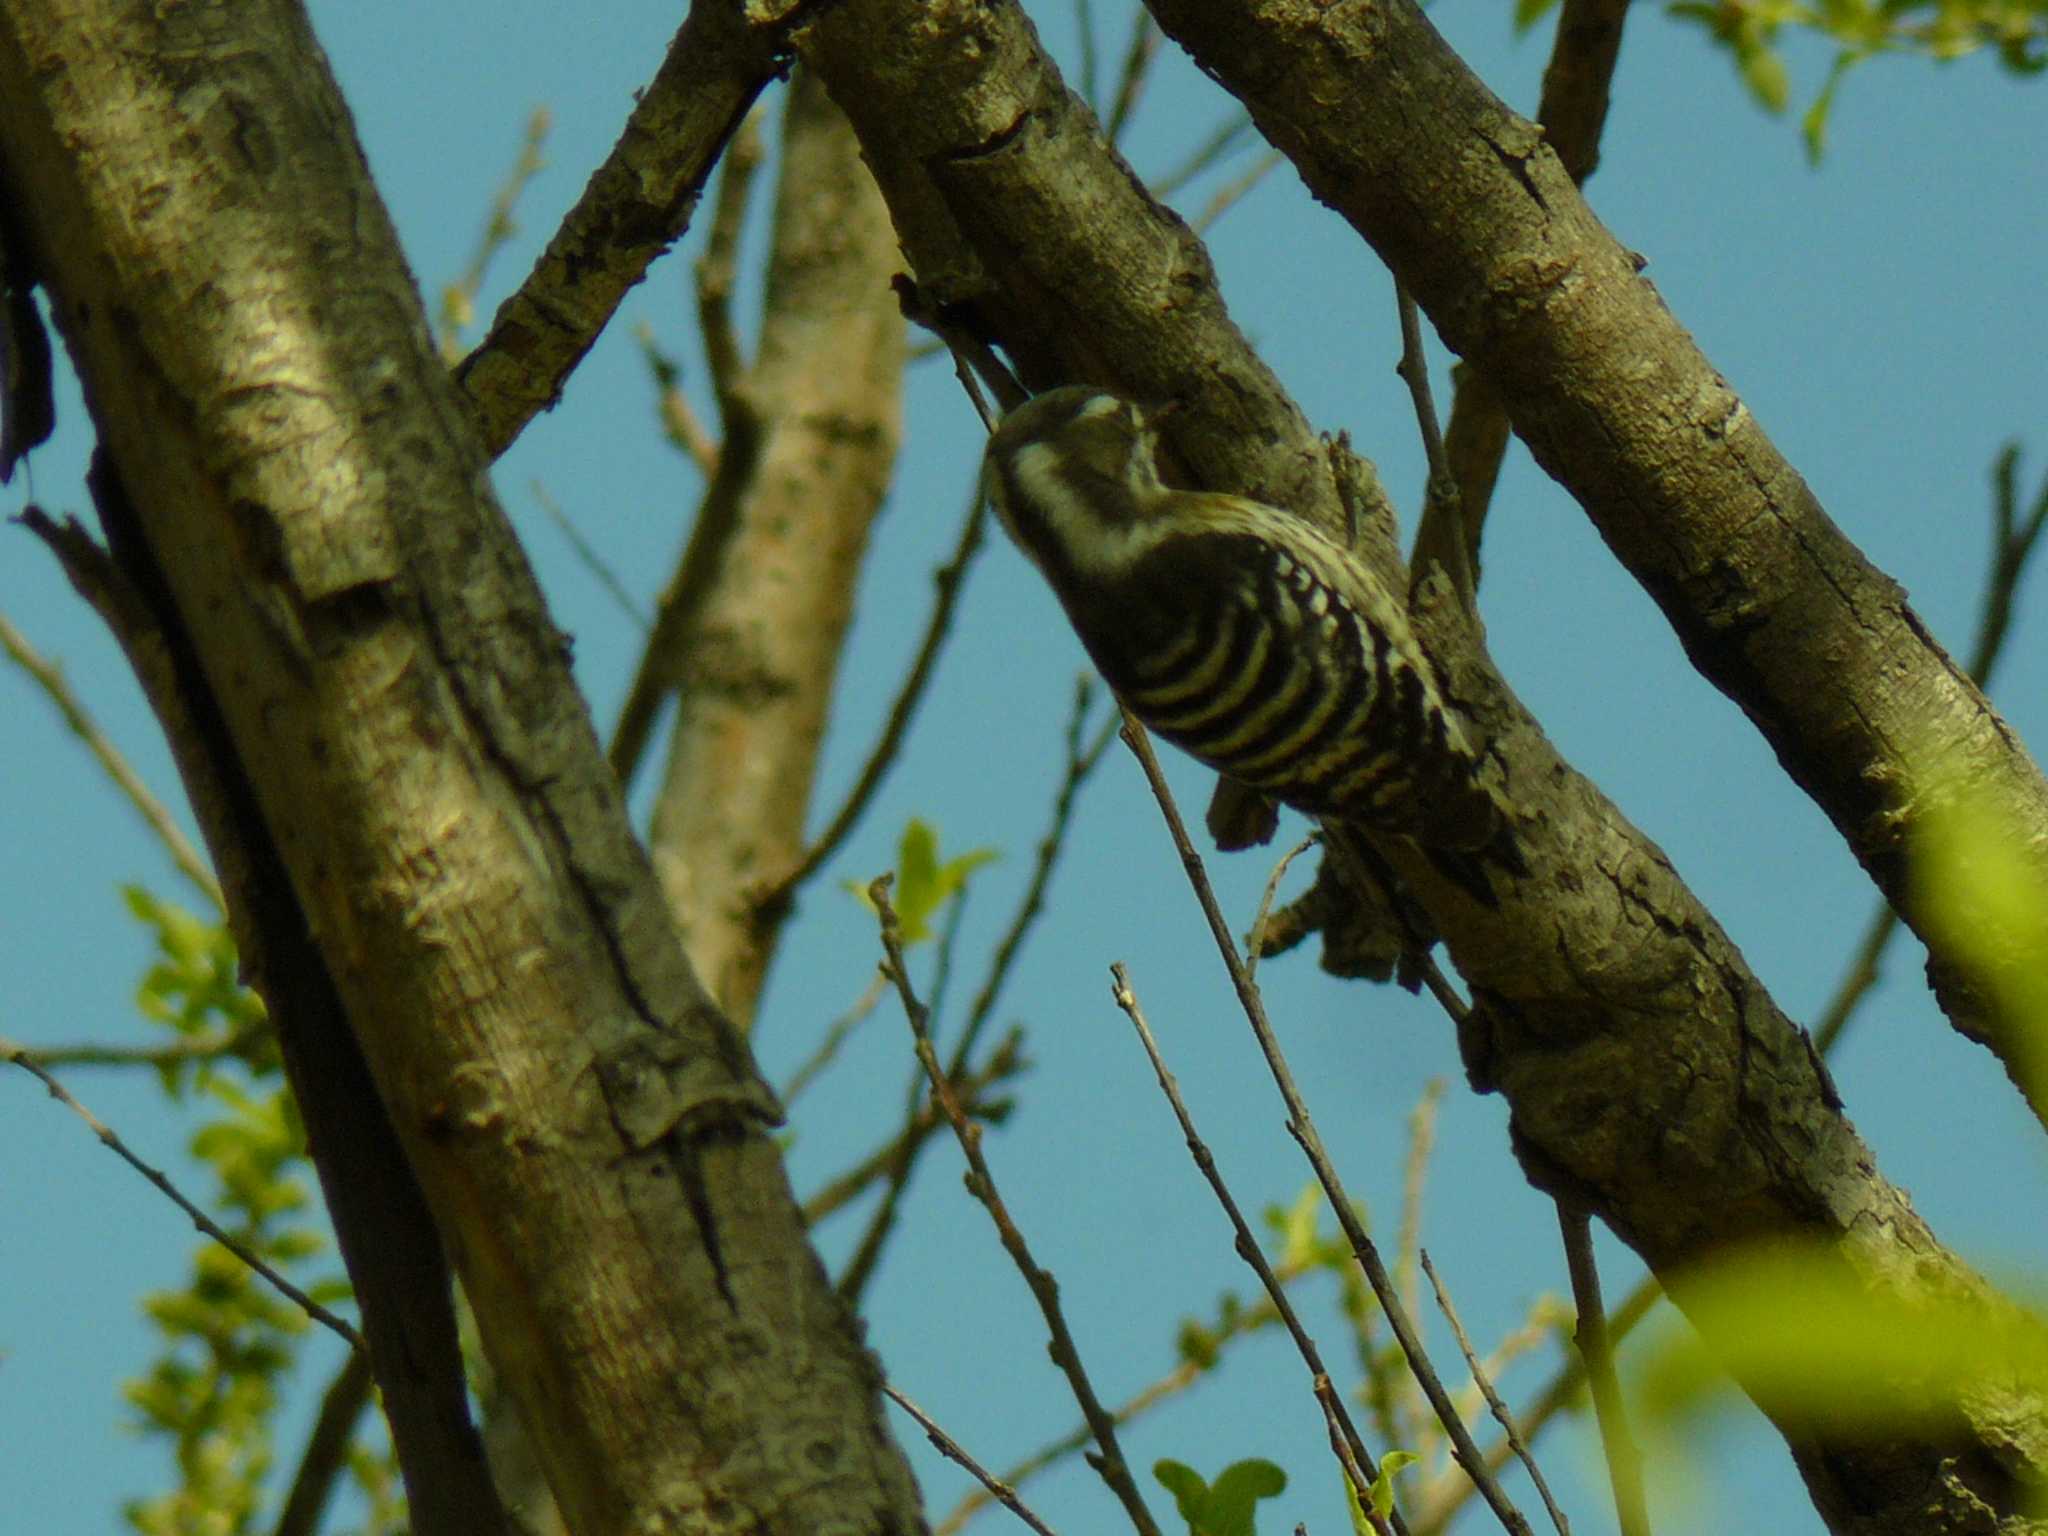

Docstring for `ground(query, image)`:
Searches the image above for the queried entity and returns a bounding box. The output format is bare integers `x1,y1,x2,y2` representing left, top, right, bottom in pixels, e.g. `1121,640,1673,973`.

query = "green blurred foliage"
1639,1242,2048,1437
115,890,396,1536
1516,0,2046,161
848,817,1000,945
1912,773,2048,1100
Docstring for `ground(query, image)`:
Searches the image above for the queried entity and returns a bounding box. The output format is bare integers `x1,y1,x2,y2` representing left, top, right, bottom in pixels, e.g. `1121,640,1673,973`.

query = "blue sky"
4,3,2044,1533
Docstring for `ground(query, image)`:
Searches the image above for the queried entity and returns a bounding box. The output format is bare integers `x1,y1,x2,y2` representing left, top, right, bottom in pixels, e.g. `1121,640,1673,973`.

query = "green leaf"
848,818,1000,944
1154,1459,1210,1527
1739,40,1793,111
1153,1458,1286,1536
1204,1459,1287,1536
1366,1451,1418,1518
1513,0,1562,32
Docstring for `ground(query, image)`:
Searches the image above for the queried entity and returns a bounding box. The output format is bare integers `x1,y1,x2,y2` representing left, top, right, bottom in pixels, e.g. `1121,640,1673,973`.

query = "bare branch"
836,684,1114,1301
1151,111,1254,201
1244,832,1317,984
272,1349,377,1536
1111,962,1403,1536
636,320,723,476
530,480,649,632
1190,147,1284,235
1557,1207,1651,1536
19,1024,268,1071
695,105,767,429
454,0,792,457
1393,285,1472,606
437,107,551,362
757,487,990,910
1103,9,1159,144
870,878,1163,1536
0,601,222,910
1116,713,1536,1536
934,1278,1306,1535
885,1382,1063,1536
1,1035,364,1349
1420,1250,1573,1536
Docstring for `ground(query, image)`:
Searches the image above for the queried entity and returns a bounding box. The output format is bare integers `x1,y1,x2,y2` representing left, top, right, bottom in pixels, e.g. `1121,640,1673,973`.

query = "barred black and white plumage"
983,386,1510,871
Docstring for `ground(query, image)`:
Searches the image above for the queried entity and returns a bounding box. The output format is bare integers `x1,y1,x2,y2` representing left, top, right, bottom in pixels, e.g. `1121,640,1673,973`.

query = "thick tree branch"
794,5,2048,1529
1141,0,2048,1099
26,485,504,1536
1412,0,1631,587
453,0,795,458
0,3,922,1533
642,66,906,1031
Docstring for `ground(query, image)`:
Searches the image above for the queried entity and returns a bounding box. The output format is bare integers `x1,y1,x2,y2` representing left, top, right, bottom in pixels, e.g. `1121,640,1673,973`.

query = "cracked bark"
795,2,2048,1529
1139,0,2048,1112
0,2,924,1533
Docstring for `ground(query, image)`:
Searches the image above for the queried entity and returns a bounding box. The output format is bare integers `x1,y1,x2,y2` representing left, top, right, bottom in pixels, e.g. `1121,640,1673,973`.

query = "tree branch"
1143,0,2048,1095
453,0,794,457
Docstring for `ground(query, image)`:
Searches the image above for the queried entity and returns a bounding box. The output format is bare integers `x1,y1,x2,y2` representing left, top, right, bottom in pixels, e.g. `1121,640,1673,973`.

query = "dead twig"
1111,963,1403,1536
2,1036,362,1350
1118,713,1535,1536
886,1381,1063,1536
870,879,1162,1536
1421,1250,1573,1536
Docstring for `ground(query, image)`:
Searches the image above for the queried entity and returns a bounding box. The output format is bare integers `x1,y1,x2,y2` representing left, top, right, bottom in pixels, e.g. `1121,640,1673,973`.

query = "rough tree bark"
0,2,924,1534
796,2,2048,1530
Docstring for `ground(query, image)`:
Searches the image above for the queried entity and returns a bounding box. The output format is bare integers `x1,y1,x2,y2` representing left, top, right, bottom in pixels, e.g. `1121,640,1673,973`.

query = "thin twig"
1421,0,1632,578
836,686,1114,1301
871,881,1162,1536
437,107,552,361
804,1029,1025,1227
696,105,767,428
1118,713,1535,1536
20,1024,268,1071
953,685,1120,1073
757,489,990,910
1395,1081,1447,1366
531,480,650,632
1075,0,1100,111
634,320,722,477
782,969,889,1106
1192,149,1285,236
1420,1250,1573,1536
1411,1278,1659,1535
1103,10,1159,144
936,1264,1313,1535
0,607,222,910
1558,1207,1651,1536
1394,285,1474,607
1981,444,2048,678
1809,442,2048,1055
1111,963,1402,1536
886,1381,1064,1536
1245,833,1318,984
1152,112,1254,201
2,1036,363,1350
927,876,974,1029
271,1348,376,1536
455,7,783,457
1808,905,1898,1057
